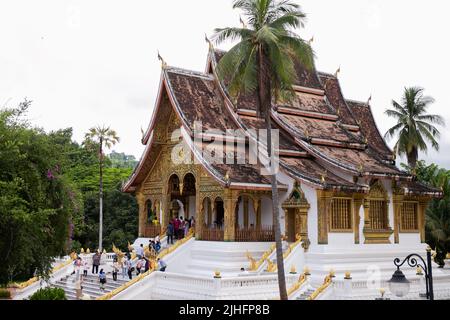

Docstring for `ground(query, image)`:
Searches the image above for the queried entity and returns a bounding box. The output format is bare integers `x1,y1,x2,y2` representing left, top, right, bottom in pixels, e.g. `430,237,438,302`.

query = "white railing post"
343,272,352,299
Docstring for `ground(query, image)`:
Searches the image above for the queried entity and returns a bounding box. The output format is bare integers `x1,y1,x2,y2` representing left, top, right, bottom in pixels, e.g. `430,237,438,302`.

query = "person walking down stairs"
98,269,107,291
75,274,83,300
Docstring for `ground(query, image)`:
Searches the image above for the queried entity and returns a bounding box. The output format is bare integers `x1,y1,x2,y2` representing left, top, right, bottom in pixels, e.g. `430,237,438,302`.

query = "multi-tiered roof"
123,46,441,197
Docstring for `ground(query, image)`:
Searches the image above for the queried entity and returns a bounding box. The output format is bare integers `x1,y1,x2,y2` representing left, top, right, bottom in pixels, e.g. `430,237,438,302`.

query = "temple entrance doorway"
215,199,224,229
167,173,197,222
286,208,297,243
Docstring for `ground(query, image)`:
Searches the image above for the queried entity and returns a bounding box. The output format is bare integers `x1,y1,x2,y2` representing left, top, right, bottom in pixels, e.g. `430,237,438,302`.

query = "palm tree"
84,126,120,252
384,87,445,169
213,0,314,300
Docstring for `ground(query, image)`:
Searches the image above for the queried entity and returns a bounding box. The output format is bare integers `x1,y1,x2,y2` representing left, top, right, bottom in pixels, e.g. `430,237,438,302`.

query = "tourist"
155,235,160,243
184,218,190,237
98,269,107,291
174,217,180,240
82,257,89,277
167,222,174,245
136,257,144,275
137,243,144,259
72,257,82,276
144,256,150,272
121,258,128,279
92,251,101,274
154,240,161,253
125,257,133,280
75,274,83,300
112,258,120,281
157,258,167,272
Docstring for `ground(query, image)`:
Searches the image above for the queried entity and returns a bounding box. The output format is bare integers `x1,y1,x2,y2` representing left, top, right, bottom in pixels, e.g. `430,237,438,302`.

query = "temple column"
252,198,262,228
136,192,146,237
207,200,212,227
363,198,371,230
161,193,170,229
418,199,430,243
298,202,311,250
243,197,249,228
317,190,332,244
353,195,364,244
392,194,404,244
224,189,239,241
195,194,203,239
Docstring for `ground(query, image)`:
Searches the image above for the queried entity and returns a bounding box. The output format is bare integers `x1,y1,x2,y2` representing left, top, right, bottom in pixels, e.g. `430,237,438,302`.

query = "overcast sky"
1,0,449,168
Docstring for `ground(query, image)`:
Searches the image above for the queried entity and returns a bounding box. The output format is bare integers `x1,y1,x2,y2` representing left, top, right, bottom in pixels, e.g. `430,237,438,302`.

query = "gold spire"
367,94,372,106
334,66,341,78
157,50,167,69
308,36,314,45
205,33,213,49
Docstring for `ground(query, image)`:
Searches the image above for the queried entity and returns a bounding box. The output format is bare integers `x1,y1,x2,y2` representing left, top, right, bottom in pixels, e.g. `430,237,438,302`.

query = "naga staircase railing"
97,229,194,300
306,272,334,300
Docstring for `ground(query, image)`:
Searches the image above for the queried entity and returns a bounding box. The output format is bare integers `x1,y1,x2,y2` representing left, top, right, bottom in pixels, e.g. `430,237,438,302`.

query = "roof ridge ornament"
157,51,167,69
205,33,213,49
367,94,372,106
334,66,341,78
308,36,314,45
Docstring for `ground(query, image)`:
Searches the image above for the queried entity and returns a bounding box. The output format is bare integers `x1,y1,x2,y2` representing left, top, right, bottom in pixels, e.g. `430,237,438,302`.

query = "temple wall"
303,183,318,247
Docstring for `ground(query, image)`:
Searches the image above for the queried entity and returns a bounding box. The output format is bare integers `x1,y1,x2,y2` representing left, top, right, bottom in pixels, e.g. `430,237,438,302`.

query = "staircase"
51,274,128,300
296,288,315,300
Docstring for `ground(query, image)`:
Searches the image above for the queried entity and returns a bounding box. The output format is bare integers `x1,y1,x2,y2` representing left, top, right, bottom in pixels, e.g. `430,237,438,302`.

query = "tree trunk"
407,147,418,170
257,46,288,300
99,137,104,252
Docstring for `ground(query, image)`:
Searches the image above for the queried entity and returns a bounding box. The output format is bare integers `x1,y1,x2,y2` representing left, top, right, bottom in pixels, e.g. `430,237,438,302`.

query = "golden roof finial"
308,36,314,45
205,33,213,49
367,94,372,106
334,66,341,78
358,162,364,173
321,170,327,184
157,50,167,69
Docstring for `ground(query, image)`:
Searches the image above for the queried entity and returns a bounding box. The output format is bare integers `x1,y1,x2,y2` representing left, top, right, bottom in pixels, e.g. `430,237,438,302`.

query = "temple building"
123,44,441,252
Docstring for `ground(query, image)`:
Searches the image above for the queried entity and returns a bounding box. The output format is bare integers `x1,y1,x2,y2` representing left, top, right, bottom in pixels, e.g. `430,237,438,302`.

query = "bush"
29,287,66,300
0,289,11,299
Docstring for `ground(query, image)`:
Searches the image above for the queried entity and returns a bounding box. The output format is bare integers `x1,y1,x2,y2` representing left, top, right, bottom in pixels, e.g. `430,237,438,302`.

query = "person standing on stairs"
98,269,107,291
121,258,128,279
112,258,120,281
167,222,174,245
75,273,83,300
92,251,101,274
83,257,89,277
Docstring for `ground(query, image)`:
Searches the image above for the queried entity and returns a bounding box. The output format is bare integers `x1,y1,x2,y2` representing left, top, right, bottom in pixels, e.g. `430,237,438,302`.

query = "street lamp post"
388,248,434,300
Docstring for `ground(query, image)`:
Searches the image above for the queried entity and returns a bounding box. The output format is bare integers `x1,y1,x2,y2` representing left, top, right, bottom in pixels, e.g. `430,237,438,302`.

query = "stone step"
52,284,105,298
55,280,122,292
296,289,315,300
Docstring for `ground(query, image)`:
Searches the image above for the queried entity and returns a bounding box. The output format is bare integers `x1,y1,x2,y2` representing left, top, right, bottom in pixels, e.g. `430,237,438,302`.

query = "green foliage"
109,151,138,169
0,102,83,285
412,161,450,265
0,101,138,286
0,289,11,299
385,87,445,168
29,287,66,300
213,0,315,106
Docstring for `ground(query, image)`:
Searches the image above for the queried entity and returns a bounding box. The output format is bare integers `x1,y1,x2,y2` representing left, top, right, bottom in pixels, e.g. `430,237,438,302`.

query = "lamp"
388,269,411,298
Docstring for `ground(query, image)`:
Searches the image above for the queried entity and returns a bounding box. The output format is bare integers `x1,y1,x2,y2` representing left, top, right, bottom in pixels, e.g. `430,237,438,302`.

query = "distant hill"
108,151,138,169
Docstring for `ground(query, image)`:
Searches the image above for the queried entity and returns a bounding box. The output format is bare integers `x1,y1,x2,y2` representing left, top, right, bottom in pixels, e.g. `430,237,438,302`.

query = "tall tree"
384,87,445,169
213,0,314,300
84,126,120,252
